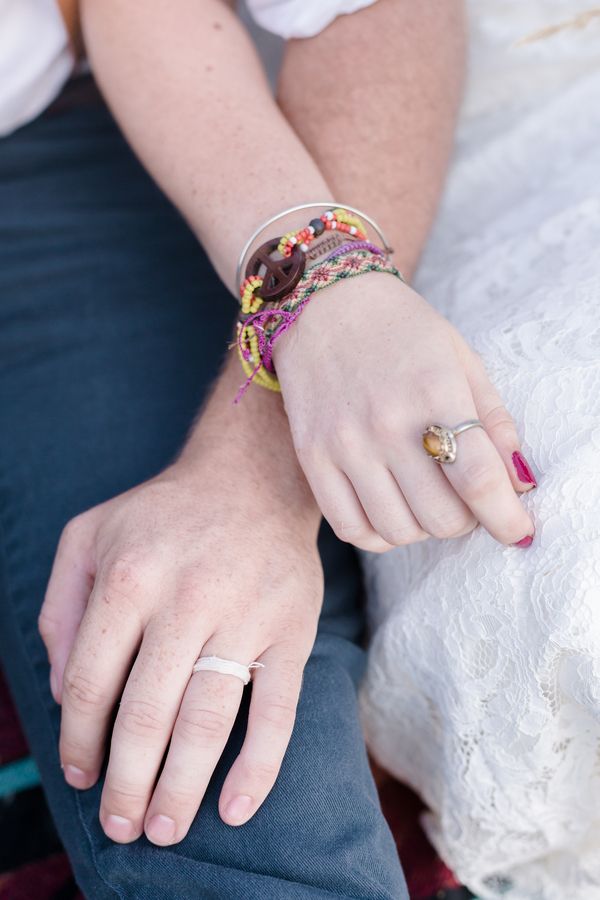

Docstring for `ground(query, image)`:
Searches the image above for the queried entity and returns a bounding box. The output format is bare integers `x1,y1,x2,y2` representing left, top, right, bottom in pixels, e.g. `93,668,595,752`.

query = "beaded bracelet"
236,241,384,402
235,248,404,402
235,201,394,291
276,208,367,258
239,206,379,313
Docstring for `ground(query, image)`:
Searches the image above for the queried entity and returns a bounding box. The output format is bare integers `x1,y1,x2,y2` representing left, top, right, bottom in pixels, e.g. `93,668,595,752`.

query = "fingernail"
512,534,534,548
49,667,59,703
63,764,89,789
104,814,134,842
512,451,537,488
145,814,177,845
224,795,253,825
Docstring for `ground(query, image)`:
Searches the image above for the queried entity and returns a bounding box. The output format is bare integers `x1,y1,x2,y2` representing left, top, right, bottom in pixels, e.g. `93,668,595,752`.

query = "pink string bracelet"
234,249,404,403
319,240,385,265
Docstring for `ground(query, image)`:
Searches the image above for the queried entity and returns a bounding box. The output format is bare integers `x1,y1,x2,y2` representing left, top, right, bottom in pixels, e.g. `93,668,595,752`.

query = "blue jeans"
0,84,408,899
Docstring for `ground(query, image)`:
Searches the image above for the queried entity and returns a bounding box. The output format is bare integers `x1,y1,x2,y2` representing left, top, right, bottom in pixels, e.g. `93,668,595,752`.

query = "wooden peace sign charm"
245,239,305,302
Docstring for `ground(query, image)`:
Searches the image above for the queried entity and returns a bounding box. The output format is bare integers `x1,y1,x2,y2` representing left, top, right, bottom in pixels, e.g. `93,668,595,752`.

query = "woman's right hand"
273,272,537,553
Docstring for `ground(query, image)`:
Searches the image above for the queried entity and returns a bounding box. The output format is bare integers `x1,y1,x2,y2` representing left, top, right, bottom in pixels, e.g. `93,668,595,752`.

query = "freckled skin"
49,0,527,848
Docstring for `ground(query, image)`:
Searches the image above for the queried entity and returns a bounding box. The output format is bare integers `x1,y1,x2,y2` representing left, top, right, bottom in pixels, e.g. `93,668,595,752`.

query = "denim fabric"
0,88,408,899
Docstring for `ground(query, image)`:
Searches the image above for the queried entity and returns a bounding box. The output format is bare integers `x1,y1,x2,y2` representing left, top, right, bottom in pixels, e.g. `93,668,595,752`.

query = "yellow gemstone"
423,431,443,456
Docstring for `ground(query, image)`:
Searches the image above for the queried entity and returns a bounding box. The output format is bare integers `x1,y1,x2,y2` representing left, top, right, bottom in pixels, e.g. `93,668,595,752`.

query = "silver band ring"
192,655,265,685
422,419,485,464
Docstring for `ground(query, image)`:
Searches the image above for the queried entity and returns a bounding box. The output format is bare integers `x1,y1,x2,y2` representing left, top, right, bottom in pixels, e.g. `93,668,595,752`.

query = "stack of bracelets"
234,202,405,401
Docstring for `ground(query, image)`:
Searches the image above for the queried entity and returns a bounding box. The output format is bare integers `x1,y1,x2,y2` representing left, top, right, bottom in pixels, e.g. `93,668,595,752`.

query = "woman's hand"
273,273,536,553
39,412,323,846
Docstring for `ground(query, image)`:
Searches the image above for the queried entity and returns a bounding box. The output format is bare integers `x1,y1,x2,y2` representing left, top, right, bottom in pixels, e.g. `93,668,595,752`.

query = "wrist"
172,358,321,537
166,452,321,545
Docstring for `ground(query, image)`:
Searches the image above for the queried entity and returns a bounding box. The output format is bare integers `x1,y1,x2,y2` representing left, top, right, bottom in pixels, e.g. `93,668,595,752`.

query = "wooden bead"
246,238,306,302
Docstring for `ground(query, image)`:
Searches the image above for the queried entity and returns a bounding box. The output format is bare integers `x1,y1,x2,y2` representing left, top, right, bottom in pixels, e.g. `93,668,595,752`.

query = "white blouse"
0,0,379,137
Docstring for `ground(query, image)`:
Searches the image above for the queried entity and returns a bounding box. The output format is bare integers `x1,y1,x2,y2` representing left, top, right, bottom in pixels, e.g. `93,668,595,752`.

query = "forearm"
80,0,464,520
278,0,467,279
80,0,333,291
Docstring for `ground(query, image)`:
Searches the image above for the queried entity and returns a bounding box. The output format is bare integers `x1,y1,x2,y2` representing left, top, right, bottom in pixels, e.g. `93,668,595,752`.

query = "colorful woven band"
239,207,375,313
235,249,404,402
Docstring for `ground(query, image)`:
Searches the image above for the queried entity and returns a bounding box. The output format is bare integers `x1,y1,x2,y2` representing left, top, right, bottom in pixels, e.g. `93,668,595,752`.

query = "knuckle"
38,608,59,642
255,698,296,732
329,519,391,553
236,753,281,786
60,513,89,549
482,404,516,440
329,418,360,455
175,706,231,745
292,437,322,468
60,734,95,764
330,519,365,544
379,523,427,546
412,372,447,412
339,530,384,552
103,556,142,592
174,577,204,613
103,781,147,815
427,510,476,540
63,668,109,713
371,409,403,443
153,782,198,812
458,461,504,502
359,533,394,554
118,698,166,738
268,655,304,686
247,758,280,783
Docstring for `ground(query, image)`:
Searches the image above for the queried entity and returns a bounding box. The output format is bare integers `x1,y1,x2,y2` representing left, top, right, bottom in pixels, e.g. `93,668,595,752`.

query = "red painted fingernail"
512,451,537,487
512,534,534,548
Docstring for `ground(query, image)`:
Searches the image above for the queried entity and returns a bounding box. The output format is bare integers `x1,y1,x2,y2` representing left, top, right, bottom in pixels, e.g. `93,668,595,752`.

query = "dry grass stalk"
514,7,600,46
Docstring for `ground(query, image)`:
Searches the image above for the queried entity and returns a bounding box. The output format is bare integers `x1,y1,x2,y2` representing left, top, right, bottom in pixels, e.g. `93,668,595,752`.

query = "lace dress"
359,3,600,898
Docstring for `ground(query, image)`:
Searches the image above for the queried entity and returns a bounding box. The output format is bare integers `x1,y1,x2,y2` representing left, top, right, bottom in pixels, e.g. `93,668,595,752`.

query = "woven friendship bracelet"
235,249,404,402
239,207,375,314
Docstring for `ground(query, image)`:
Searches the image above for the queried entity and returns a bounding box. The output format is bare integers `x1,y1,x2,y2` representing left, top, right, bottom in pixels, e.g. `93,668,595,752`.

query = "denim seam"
0,487,123,900
145,849,379,900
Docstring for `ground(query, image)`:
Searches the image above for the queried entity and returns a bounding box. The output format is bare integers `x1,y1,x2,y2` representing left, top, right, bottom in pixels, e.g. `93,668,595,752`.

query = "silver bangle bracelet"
235,201,395,289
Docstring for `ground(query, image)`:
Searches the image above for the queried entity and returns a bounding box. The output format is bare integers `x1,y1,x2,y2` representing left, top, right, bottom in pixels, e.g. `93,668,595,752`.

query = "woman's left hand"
273,273,536,552
38,453,323,845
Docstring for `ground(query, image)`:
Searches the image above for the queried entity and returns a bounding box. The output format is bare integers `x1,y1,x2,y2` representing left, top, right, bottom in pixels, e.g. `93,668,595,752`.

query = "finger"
59,559,146,791
345,464,429,546
99,619,202,843
389,450,478,541
219,644,303,827
430,390,535,546
299,454,393,553
39,515,96,704
465,350,538,493
144,646,245,845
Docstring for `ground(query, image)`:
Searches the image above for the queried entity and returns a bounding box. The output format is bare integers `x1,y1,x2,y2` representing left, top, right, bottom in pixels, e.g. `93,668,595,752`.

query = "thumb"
38,514,96,703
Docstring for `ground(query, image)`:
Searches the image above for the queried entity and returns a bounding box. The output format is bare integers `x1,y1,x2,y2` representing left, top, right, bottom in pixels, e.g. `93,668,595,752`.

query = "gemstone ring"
422,419,485,464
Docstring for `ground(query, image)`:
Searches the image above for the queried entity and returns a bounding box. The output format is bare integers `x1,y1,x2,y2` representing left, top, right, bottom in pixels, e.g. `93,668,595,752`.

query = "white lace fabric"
359,3,600,898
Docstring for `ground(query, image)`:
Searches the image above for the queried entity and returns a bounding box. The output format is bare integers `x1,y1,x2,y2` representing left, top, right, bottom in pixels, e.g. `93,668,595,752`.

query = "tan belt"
57,0,83,58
